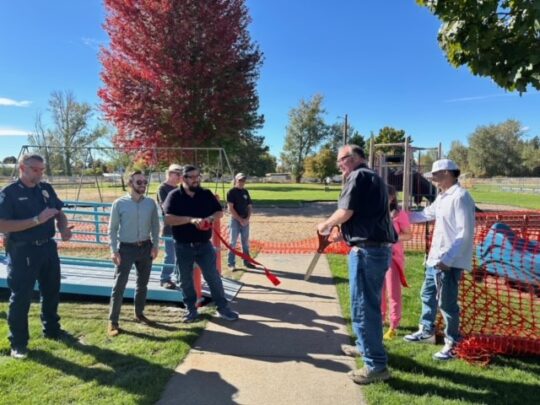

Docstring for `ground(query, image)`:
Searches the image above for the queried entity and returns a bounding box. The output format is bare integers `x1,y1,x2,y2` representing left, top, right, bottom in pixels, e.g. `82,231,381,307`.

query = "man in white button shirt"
403,159,475,361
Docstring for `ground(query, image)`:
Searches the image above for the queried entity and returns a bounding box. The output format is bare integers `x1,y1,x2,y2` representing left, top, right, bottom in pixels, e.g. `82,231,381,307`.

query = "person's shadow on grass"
386,352,540,404
29,334,180,403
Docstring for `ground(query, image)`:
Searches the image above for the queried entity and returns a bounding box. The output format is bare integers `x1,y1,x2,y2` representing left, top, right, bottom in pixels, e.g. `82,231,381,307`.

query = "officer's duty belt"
120,240,151,247
10,238,52,247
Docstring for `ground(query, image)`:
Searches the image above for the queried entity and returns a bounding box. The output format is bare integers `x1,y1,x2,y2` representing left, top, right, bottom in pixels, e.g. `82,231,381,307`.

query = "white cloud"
0,128,32,136
0,97,32,107
444,91,539,103
443,93,517,103
81,37,103,51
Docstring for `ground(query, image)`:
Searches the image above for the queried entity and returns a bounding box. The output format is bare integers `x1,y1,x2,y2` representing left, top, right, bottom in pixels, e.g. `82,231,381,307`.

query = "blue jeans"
227,218,250,267
348,245,391,372
175,241,228,312
161,237,177,283
419,266,463,344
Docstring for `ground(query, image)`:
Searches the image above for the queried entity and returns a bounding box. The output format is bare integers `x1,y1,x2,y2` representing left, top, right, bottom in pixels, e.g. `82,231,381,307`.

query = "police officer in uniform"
0,153,72,359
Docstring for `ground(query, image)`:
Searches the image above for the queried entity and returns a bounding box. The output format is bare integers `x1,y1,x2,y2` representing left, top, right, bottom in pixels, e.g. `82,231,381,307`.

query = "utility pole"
343,114,348,145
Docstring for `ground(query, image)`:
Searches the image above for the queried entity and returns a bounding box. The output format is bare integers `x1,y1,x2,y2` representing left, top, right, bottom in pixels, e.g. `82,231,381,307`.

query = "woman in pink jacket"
381,185,412,340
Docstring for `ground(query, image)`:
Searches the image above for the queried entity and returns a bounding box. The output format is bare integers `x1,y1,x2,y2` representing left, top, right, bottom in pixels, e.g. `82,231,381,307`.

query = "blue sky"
1,1,539,162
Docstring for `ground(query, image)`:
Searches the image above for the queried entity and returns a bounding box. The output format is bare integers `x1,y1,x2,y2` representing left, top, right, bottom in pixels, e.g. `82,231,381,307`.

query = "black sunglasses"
135,180,148,186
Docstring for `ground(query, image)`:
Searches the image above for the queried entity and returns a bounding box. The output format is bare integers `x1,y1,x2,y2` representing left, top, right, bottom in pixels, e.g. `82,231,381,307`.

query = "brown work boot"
107,323,120,337
134,313,155,326
348,366,390,385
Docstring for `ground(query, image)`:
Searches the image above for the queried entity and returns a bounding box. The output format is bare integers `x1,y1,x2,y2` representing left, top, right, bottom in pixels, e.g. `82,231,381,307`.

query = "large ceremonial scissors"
304,225,339,281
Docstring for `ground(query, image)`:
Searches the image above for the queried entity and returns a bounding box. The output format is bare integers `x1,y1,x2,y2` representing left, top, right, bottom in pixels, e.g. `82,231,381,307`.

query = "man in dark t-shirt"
163,165,239,323
317,144,395,385
226,173,254,269
156,164,183,289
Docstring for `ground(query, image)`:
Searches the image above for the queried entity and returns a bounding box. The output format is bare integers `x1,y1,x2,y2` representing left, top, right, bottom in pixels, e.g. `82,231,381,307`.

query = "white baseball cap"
167,164,183,174
425,159,459,177
235,172,247,180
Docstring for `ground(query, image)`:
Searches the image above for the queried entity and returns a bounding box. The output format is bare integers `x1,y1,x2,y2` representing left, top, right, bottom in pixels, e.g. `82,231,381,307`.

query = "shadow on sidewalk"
240,281,335,300
196,298,351,373
157,369,238,405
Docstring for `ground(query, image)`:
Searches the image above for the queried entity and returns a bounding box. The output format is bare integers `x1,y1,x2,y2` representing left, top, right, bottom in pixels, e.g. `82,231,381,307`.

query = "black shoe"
44,329,74,341
183,309,199,323
134,314,156,326
244,262,257,269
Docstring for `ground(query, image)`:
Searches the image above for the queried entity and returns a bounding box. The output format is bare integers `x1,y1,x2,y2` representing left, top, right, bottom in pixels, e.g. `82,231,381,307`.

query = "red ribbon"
214,230,281,286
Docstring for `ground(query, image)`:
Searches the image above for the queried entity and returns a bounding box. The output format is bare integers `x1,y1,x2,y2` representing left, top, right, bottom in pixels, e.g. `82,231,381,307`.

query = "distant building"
264,173,291,183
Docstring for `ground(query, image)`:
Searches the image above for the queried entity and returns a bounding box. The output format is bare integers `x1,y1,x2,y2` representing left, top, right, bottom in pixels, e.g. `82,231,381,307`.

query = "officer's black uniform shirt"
162,185,222,243
338,164,397,245
226,187,252,218
0,180,63,242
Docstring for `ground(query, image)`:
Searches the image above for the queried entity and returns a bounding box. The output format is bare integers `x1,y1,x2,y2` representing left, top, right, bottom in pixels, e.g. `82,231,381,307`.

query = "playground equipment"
14,145,235,202
368,137,441,210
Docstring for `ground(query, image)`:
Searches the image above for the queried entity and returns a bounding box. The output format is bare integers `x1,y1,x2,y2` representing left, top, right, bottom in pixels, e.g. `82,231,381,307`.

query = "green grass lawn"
327,252,540,405
203,181,342,205
469,185,540,210
0,294,213,404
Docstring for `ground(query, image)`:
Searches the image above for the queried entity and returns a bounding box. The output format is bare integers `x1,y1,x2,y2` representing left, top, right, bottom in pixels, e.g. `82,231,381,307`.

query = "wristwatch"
32,215,40,225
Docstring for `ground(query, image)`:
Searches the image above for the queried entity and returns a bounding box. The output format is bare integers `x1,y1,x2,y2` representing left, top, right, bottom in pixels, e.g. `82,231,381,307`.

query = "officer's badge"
42,189,50,200
0,191,5,205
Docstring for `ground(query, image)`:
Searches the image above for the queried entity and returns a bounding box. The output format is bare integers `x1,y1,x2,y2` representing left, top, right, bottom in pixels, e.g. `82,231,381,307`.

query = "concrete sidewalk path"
157,253,364,405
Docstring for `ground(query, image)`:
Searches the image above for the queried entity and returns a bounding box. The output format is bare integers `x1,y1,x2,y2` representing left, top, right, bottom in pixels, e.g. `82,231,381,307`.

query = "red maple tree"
99,0,264,152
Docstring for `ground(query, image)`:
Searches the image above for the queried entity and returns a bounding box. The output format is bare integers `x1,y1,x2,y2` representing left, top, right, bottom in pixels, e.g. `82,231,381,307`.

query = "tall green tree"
417,149,439,173
227,135,276,177
304,148,338,182
2,156,17,164
280,94,328,182
447,140,470,173
324,122,364,153
29,92,106,176
417,0,540,92
521,136,540,176
373,126,409,155
348,133,366,151
468,119,524,177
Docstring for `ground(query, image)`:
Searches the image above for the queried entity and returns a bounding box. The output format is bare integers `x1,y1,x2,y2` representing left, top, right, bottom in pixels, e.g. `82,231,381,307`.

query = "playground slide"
475,222,540,288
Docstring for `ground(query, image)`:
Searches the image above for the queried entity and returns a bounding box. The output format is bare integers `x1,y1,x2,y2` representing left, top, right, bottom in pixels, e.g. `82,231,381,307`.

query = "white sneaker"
10,348,28,359
403,326,435,343
433,341,457,361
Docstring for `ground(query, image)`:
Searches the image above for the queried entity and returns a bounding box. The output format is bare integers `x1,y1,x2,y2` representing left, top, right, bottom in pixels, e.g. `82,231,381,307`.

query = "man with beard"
163,165,239,323
107,171,160,337
0,153,73,359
